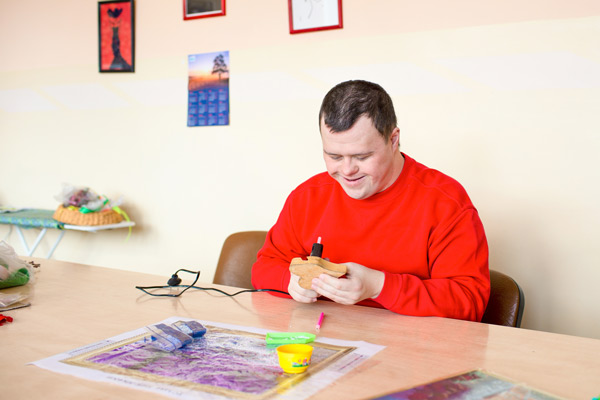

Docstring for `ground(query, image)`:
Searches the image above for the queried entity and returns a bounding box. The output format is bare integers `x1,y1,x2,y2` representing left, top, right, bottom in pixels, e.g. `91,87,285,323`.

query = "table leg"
46,230,66,259
16,226,48,257
3,225,13,241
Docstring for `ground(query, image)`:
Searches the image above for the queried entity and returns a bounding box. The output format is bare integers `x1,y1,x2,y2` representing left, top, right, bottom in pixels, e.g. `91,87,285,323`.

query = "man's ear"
390,127,400,149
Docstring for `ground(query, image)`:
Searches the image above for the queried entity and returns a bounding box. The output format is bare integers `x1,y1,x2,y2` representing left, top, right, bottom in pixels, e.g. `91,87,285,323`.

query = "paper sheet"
32,316,384,400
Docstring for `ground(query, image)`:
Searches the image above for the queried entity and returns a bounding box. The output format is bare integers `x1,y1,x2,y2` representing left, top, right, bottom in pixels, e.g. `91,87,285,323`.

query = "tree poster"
187,51,230,127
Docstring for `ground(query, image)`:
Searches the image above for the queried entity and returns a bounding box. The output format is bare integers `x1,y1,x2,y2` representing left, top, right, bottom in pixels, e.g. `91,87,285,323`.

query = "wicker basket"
53,205,123,226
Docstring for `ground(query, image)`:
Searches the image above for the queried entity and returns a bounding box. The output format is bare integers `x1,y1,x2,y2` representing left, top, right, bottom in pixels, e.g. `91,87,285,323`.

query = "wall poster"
98,0,135,72
187,51,230,127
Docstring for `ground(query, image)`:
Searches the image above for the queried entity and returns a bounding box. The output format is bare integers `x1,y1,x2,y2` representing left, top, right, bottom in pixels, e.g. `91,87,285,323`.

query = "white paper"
32,316,384,400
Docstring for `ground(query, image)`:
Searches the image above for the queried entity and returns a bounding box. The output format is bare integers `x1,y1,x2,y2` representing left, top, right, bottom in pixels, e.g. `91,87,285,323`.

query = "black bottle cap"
310,242,323,257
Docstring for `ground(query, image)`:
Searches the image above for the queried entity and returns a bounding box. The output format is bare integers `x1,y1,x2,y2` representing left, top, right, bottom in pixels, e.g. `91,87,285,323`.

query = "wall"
1,0,599,339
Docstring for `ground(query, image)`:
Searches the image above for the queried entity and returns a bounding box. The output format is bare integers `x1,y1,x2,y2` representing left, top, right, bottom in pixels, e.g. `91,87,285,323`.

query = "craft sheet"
31,317,384,400
371,369,565,400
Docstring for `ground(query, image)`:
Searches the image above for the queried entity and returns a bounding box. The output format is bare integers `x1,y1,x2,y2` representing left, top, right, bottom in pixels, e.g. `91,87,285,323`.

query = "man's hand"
310,262,385,305
288,273,319,303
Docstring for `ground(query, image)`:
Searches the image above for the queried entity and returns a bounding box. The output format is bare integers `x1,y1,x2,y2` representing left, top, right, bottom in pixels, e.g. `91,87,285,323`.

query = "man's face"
321,115,401,200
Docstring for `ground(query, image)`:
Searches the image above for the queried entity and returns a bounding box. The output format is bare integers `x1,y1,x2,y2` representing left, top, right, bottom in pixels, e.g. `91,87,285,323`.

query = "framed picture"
288,0,343,34
98,0,134,72
184,0,226,20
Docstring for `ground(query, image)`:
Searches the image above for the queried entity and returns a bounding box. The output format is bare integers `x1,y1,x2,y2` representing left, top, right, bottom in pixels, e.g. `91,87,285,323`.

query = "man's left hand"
310,262,385,305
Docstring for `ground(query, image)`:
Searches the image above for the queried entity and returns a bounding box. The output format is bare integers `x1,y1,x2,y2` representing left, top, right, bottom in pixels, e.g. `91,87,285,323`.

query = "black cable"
135,284,288,298
135,269,289,298
187,286,288,297
136,268,200,298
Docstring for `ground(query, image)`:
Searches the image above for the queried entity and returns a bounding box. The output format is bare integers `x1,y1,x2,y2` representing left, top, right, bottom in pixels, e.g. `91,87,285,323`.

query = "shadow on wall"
487,213,557,333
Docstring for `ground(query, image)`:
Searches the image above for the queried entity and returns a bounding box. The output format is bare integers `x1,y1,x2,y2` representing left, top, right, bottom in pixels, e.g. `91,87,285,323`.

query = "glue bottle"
310,237,323,258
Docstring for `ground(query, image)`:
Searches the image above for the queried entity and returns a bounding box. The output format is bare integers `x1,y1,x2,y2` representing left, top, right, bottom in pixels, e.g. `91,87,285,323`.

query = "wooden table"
1,258,599,399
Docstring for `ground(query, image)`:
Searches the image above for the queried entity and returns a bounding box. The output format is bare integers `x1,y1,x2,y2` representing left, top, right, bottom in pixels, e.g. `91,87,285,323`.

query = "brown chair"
214,231,526,328
213,231,267,289
481,269,525,328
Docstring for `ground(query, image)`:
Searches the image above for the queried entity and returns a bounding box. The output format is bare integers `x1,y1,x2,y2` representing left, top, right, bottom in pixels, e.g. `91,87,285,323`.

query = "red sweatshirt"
251,154,490,321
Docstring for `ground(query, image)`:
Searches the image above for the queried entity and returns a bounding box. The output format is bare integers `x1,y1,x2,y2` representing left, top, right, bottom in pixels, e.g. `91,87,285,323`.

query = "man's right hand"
288,273,319,303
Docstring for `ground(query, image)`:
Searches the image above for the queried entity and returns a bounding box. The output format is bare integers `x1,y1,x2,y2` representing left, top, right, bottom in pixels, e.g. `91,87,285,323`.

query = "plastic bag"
0,293,28,308
54,183,123,213
146,321,207,351
0,241,35,289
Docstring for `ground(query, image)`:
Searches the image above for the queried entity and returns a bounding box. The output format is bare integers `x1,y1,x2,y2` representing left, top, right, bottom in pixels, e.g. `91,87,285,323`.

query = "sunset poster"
187,51,230,127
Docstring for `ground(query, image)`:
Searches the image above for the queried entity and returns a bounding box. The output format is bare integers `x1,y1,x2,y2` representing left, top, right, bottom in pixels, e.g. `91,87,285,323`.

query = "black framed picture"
98,0,135,72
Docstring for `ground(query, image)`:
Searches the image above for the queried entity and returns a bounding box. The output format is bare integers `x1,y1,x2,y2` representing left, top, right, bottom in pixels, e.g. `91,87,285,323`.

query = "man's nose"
342,158,358,176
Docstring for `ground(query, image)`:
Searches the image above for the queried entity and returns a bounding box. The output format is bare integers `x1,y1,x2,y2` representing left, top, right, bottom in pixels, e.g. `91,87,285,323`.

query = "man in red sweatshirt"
251,80,490,321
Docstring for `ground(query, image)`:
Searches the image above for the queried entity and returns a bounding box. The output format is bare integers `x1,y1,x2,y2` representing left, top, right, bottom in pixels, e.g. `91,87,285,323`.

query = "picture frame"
183,0,226,20
98,0,134,73
288,0,343,34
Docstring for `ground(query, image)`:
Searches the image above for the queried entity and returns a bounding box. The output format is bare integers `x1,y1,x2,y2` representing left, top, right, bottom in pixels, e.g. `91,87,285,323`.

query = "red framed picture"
98,0,134,72
183,0,226,20
288,0,343,34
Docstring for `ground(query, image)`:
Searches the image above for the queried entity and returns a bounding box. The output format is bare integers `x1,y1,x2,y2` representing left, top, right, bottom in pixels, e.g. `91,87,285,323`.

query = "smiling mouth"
342,176,365,183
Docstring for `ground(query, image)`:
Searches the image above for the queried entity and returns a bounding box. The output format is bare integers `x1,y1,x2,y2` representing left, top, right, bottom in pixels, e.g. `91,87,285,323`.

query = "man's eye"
356,155,371,161
329,155,342,161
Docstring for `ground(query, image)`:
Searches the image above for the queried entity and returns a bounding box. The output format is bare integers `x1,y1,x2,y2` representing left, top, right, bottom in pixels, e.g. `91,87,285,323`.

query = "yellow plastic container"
276,344,313,374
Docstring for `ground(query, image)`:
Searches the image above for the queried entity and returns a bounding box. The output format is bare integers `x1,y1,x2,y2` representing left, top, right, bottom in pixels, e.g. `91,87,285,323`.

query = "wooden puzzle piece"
289,256,347,290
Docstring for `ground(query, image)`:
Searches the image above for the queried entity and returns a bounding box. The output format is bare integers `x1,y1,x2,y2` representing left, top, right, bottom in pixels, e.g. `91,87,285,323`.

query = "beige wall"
1,1,599,339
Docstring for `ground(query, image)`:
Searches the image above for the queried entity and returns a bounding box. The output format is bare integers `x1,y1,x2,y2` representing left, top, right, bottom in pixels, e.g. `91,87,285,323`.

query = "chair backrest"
481,269,525,328
213,231,267,289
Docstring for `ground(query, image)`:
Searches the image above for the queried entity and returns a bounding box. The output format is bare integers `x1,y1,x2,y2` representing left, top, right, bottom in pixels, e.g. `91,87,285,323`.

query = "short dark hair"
319,80,397,140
